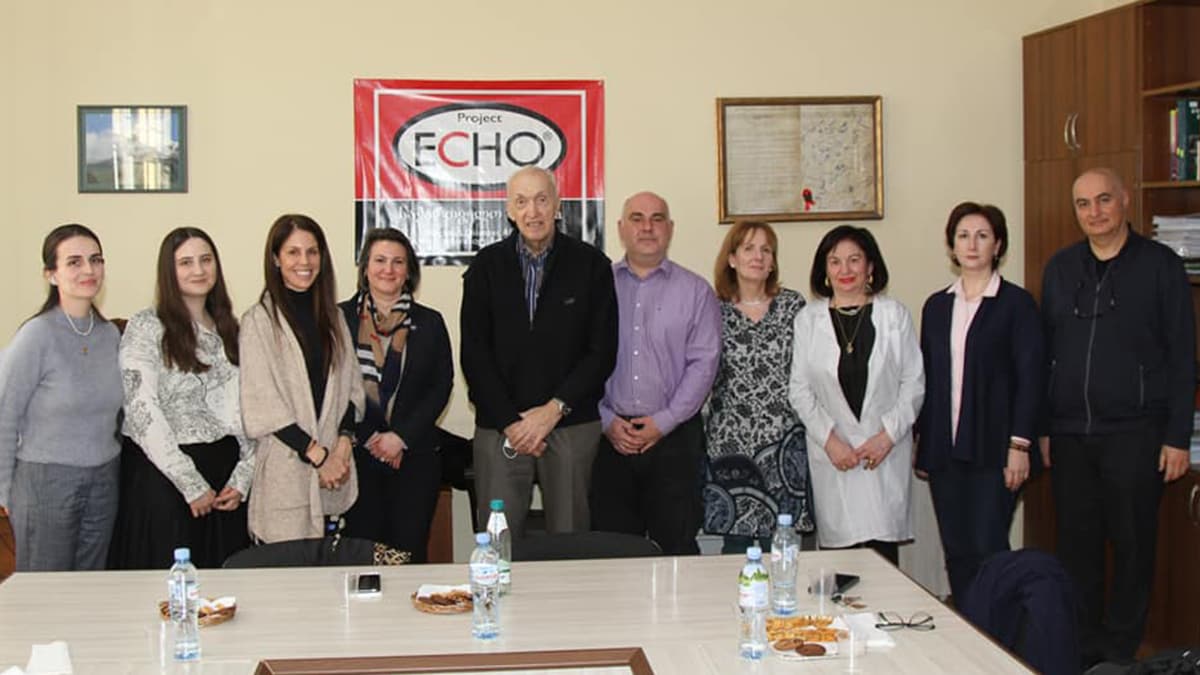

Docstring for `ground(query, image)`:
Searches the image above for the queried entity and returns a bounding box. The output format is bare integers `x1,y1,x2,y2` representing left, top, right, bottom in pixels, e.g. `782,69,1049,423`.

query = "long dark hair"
33,223,107,321
260,214,343,372
156,227,239,372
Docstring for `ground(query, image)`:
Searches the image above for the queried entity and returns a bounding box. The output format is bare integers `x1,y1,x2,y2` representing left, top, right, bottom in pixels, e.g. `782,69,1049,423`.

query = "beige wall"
2,0,1126,561
2,0,1125,430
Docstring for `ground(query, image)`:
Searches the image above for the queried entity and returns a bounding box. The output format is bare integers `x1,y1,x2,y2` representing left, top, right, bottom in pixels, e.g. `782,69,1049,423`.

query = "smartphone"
834,573,860,597
350,572,382,596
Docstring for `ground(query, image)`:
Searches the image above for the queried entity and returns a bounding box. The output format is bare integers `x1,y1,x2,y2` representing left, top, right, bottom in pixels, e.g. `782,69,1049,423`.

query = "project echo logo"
393,103,567,190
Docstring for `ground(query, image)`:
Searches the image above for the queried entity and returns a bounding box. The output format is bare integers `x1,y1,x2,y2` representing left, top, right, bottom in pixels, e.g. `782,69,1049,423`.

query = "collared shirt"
600,257,721,436
516,235,553,321
946,271,1025,446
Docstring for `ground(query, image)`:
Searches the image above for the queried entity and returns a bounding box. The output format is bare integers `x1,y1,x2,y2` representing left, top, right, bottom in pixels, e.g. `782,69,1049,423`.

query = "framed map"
716,96,882,223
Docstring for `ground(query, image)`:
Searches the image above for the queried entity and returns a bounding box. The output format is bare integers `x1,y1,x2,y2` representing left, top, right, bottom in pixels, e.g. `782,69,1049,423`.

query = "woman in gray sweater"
0,224,123,570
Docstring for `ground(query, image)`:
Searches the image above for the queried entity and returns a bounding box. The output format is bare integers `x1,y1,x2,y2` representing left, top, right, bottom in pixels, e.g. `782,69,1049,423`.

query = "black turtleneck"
273,287,356,460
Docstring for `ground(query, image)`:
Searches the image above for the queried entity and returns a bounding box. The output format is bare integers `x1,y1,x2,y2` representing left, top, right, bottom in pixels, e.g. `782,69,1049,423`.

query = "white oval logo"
393,103,567,190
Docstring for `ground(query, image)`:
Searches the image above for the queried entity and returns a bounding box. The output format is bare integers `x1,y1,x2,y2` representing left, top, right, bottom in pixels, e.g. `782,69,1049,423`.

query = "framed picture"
77,105,187,193
716,96,882,223
254,647,654,674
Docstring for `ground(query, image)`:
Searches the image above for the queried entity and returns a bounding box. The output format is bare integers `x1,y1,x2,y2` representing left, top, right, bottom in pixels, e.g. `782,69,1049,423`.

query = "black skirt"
107,435,250,569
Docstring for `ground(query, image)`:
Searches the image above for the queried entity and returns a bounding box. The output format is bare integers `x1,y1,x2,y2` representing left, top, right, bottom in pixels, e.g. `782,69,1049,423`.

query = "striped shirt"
516,236,552,321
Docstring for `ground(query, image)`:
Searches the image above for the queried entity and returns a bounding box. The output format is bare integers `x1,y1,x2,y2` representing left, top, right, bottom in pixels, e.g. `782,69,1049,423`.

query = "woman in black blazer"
339,228,452,562
916,202,1044,603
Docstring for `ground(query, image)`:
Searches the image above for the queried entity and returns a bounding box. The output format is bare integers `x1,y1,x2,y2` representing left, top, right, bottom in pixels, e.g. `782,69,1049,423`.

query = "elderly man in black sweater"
460,166,618,537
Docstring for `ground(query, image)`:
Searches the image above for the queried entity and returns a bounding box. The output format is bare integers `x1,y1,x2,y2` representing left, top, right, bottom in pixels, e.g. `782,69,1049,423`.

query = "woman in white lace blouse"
109,227,254,569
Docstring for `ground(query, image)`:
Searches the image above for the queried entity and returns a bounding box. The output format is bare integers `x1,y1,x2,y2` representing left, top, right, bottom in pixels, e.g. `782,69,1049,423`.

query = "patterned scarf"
356,291,412,419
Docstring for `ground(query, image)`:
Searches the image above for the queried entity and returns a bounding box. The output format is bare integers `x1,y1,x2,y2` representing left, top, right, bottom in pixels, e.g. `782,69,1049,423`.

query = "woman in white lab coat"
788,225,924,565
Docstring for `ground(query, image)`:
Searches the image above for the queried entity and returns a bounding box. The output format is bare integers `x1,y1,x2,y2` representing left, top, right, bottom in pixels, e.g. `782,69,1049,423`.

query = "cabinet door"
1166,472,1200,646
1077,6,1140,156
1024,158,1080,302
1024,25,1080,162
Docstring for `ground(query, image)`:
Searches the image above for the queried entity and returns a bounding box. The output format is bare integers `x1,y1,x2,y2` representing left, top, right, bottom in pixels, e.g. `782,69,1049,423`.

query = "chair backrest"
512,531,663,562
222,537,409,568
961,549,1078,675
0,507,14,584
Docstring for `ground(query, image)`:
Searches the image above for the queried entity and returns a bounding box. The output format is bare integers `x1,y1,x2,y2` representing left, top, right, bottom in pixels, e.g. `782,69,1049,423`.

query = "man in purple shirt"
589,191,721,554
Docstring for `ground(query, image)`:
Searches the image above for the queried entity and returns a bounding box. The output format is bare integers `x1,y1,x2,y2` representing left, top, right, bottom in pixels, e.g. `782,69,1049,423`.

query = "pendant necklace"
832,304,865,354
63,307,95,355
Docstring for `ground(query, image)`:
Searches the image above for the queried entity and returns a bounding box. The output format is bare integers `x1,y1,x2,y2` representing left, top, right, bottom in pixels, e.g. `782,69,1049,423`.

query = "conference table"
0,549,1032,674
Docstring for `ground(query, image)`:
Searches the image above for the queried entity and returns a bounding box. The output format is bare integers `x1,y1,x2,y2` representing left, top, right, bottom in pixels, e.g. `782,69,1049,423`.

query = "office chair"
512,531,662,562
960,549,1079,675
222,536,410,568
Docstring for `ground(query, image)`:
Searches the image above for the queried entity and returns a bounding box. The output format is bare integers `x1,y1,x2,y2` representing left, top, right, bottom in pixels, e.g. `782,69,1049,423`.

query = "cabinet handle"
1068,113,1081,151
1063,115,1072,150
1190,485,1200,526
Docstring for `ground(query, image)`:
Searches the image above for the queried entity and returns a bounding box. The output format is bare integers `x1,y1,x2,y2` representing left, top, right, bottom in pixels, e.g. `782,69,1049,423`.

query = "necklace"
831,304,865,354
62,307,95,355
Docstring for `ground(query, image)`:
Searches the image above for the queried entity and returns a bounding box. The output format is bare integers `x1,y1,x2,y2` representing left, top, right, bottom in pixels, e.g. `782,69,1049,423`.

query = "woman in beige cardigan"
240,214,364,543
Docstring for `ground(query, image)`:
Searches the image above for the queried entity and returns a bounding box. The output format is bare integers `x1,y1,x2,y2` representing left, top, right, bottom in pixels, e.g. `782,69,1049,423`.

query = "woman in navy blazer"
339,228,453,563
916,202,1044,603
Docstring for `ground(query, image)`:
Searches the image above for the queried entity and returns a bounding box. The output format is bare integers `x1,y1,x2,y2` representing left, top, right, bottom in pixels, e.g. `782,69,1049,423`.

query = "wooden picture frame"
254,647,655,674
76,105,188,193
716,96,883,223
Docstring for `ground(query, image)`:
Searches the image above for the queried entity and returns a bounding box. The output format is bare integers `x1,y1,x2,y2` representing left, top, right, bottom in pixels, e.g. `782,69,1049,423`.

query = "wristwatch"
552,398,572,418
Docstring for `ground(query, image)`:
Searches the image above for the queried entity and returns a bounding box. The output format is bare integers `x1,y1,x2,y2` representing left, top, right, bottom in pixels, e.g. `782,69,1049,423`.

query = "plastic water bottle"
737,545,769,660
486,498,512,595
469,532,501,639
770,513,799,616
167,547,200,661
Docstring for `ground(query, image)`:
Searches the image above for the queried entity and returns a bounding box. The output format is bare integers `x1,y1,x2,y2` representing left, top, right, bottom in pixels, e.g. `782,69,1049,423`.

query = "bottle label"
738,568,769,609
471,563,499,585
498,561,511,585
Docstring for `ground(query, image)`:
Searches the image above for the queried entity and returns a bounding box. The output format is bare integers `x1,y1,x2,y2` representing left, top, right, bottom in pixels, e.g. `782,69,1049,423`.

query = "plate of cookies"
157,596,237,627
411,584,472,614
767,614,847,660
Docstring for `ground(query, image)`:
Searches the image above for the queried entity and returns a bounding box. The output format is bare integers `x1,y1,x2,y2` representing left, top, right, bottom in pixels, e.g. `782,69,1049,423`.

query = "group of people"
0,165,1190,667
0,217,454,571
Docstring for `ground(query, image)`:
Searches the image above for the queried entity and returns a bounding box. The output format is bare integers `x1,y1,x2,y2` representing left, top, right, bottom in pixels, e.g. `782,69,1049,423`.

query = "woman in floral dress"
703,221,812,553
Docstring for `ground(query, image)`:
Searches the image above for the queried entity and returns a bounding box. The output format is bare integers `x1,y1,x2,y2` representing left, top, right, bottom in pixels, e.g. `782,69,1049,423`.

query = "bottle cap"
777,513,793,527
173,547,190,562
746,546,762,560
490,498,505,510
475,532,491,545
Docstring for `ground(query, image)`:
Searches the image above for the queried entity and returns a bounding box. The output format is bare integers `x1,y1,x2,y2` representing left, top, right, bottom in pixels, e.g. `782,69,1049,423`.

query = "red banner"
354,79,604,265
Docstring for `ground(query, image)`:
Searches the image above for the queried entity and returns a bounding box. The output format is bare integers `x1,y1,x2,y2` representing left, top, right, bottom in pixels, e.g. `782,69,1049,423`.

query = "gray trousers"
11,457,119,571
473,422,601,538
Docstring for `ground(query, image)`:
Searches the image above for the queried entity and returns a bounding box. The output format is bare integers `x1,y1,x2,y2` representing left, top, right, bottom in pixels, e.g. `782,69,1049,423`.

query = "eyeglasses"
1071,273,1117,319
874,611,935,631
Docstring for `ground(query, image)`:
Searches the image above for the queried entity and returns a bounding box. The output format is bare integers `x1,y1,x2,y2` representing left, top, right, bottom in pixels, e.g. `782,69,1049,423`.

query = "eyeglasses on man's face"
874,611,935,631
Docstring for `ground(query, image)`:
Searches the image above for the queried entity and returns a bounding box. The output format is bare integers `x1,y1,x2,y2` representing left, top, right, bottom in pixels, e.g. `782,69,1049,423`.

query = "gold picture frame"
716,96,883,223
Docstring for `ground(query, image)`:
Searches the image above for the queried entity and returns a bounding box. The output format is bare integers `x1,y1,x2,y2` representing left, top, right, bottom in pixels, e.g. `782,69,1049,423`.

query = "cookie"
796,643,827,657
